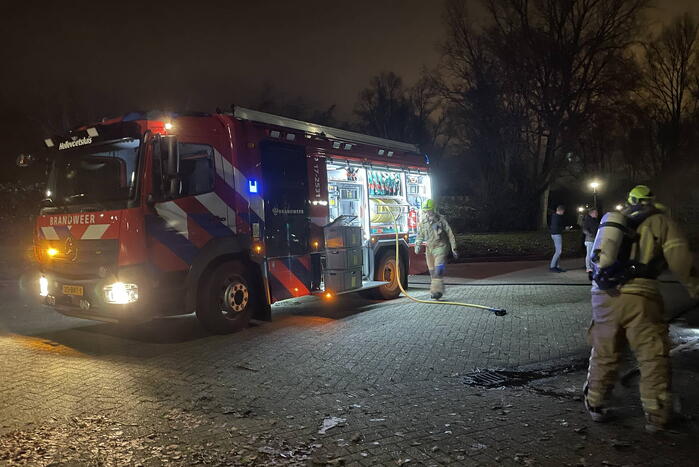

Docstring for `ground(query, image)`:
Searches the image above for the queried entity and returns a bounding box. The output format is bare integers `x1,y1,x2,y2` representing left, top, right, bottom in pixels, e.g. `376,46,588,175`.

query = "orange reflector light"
312,240,319,249
254,244,263,254
324,292,333,300
46,247,59,257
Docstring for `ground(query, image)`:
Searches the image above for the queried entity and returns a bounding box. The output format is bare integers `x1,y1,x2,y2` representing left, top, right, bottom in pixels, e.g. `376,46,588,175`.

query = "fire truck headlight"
46,247,59,257
103,282,138,304
39,276,49,297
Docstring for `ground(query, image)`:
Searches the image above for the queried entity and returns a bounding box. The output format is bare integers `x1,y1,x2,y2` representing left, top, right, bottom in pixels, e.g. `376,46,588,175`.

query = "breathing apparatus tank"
590,211,636,290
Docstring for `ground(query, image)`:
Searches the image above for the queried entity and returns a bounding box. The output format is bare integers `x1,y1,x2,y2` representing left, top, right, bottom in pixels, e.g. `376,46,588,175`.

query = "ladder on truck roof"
230,106,421,155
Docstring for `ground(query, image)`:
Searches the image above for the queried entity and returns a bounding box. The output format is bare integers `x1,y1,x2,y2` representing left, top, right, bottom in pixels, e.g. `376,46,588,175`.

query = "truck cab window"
178,143,214,197
153,143,214,200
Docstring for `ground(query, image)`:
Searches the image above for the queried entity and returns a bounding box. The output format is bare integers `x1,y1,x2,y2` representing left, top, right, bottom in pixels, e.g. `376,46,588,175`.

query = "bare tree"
440,0,649,229
640,13,699,178
354,71,450,157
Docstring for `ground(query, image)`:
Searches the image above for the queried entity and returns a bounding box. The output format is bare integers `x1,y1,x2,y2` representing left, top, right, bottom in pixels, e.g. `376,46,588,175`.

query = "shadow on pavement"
9,293,388,358
12,314,211,359
270,293,385,321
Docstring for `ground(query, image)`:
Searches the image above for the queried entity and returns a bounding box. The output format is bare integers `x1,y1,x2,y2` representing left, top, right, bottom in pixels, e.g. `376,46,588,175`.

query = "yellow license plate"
62,285,84,296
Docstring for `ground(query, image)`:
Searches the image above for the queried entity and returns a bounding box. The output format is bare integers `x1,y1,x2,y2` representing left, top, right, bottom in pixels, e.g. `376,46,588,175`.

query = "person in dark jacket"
582,209,600,273
549,205,566,272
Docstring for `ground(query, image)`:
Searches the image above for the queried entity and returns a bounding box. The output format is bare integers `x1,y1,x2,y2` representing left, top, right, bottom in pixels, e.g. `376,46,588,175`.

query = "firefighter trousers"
586,292,671,424
425,247,448,295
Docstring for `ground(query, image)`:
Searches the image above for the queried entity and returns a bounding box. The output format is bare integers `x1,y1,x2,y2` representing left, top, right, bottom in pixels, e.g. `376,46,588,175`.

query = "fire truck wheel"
372,251,406,300
197,261,255,334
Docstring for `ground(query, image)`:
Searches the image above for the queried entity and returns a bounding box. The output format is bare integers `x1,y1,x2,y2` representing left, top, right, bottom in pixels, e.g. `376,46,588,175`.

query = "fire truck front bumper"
35,269,158,324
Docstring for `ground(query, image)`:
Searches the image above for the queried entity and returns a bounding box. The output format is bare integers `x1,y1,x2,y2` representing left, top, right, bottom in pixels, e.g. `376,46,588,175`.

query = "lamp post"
589,180,600,209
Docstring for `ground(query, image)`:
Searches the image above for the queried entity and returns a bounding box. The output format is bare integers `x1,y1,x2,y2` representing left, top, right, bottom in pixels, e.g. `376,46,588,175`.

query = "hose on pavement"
390,210,507,316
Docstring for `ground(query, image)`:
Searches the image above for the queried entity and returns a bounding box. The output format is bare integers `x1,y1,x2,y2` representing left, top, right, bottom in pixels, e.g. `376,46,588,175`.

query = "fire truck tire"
196,260,256,334
371,251,406,300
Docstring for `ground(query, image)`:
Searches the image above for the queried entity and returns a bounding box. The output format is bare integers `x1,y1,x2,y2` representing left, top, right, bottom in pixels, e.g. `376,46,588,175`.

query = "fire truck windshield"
44,139,141,209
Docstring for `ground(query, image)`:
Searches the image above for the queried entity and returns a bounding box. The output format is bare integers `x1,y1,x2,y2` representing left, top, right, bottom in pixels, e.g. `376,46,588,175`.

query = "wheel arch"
372,239,410,282
184,236,270,320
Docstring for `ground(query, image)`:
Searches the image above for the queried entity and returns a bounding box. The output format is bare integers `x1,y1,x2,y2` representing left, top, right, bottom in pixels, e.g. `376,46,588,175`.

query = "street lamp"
589,180,601,209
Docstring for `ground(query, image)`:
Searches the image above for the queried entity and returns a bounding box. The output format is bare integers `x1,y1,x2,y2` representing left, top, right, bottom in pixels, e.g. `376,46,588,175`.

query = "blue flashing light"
122,112,147,122
248,179,258,194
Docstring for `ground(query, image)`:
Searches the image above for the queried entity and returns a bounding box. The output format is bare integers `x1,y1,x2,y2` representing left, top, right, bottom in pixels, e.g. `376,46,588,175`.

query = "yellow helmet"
421,199,435,211
627,185,655,205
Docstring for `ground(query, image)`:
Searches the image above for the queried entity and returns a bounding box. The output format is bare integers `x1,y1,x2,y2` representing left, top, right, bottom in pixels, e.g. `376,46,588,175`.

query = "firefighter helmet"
421,199,435,211
627,185,655,205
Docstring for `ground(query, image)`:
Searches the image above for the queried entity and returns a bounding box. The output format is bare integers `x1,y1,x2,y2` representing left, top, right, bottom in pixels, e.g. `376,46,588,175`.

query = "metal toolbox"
324,247,363,270
324,225,362,249
323,215,363,249
323,267,362,292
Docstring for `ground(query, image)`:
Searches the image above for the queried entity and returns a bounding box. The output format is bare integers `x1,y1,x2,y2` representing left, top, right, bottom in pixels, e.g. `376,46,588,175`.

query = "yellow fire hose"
390,210,507,316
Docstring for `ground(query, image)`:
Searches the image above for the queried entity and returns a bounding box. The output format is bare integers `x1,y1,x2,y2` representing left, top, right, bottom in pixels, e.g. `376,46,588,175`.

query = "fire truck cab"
32,107,431,333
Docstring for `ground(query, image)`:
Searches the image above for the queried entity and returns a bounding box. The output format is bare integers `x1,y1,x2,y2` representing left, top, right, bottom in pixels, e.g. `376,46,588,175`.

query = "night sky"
1,0,698,180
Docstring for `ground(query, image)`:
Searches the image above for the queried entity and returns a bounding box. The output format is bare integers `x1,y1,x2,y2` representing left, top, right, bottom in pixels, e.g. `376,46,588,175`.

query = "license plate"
62,285,84,296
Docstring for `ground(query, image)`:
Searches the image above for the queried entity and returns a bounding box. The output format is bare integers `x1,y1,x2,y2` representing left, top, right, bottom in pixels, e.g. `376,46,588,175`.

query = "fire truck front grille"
42,239,119,280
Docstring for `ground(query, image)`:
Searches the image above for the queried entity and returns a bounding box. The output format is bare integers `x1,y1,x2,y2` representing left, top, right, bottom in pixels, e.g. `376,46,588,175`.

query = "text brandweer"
49,214,97,226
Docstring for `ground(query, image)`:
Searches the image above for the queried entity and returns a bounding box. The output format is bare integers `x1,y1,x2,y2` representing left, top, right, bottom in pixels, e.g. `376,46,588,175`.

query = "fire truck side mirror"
161,135,180,197
16,153,34,167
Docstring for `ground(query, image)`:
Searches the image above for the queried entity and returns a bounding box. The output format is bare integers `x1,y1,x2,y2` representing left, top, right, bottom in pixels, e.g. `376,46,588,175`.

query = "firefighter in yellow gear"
414,199,458,299
584,185,699,432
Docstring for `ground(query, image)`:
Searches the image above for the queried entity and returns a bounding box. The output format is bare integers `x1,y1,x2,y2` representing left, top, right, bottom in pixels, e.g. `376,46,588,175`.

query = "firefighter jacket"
415,212,457,254
593,206,699,298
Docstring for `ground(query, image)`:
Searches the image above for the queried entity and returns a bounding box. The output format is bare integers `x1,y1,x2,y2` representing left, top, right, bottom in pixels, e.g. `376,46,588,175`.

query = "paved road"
1,259,698,465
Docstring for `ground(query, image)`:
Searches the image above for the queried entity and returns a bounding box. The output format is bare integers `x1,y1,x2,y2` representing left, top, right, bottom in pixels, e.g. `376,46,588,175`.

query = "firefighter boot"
427,250,446,300
430,276,444,299
583,382,612,423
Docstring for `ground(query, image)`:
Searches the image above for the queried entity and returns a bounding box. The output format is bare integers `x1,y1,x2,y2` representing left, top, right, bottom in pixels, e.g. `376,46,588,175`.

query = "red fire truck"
29,107,432,333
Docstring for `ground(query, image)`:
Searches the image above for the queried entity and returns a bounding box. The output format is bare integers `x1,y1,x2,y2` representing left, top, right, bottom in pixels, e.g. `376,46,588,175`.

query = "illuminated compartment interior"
406,173,431,242
367,169,407,235
326,162,418,239
327,163,367,236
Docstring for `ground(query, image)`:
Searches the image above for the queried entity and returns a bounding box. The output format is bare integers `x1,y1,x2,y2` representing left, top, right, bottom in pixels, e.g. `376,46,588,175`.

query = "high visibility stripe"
268,258,310,300
68,224,89,239
268,274,293,302
81,224,110,240
287,255,312,290
663,239,687,251
214,149,225,180
155,201,189,239
195,192,235,232
145,215,199,264
41,227,59,240
231,164,264,221
219,152,236,190
185,216,214,249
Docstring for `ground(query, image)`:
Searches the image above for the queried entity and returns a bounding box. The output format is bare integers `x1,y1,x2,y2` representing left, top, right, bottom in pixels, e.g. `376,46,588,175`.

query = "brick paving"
1,259,698,465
